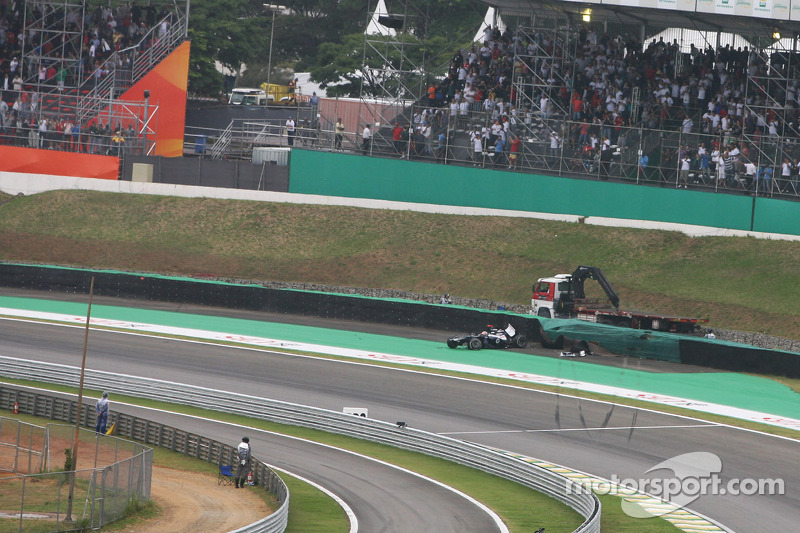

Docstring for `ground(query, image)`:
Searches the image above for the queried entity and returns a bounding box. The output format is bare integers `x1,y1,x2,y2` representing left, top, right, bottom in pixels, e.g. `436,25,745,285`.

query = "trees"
187,0,269,96
184,0,484,97
308,0,485,98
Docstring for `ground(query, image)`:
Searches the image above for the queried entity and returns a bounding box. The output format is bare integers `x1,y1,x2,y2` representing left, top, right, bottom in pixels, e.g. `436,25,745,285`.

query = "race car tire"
514,335,527,348
447,339,459,349
468,338,482,350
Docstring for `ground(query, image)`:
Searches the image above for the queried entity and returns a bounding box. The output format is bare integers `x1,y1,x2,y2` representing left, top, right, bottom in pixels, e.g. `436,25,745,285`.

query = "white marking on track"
268,467,359,533
440,423,722,435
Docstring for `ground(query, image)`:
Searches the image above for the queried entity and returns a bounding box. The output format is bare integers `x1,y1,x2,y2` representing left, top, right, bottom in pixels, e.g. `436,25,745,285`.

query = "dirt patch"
0,430,272,533
135,466,272,533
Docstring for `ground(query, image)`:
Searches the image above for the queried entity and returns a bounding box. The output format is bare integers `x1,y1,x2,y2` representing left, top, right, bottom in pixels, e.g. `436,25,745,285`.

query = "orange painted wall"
0,42,191,179
0,146,119,180
116,41,191,157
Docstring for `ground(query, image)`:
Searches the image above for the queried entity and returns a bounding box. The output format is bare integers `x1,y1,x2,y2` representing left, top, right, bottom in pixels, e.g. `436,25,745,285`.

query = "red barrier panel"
0,145,119,180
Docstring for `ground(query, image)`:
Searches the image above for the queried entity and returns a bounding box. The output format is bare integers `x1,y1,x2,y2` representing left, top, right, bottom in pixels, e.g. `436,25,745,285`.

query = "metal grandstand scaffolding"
360,0,430,152
512,15,578,123
21,0,86,93
508,12,583,175
742,38,799,194
76,7,188,128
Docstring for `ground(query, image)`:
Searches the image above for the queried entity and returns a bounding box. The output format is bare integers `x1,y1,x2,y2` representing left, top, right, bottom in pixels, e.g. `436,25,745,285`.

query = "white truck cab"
531,274,572,318
228,88,267,106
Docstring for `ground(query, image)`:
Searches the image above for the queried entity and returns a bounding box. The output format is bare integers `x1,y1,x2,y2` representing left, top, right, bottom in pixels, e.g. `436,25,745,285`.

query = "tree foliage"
308,0,485,98
186,0,269,95
183,0,485,97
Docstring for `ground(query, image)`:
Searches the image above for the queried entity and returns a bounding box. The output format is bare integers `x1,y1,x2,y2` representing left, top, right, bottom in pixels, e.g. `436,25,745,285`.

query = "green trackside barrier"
752,195,800,235
288,149,800,236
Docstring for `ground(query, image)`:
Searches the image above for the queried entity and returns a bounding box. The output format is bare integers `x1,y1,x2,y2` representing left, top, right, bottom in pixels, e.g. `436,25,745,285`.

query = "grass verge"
3,190,800,339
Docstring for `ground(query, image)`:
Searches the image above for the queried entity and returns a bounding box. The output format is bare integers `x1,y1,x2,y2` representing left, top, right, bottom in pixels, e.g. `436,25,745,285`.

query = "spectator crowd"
0,1,176,154
399,22,800,194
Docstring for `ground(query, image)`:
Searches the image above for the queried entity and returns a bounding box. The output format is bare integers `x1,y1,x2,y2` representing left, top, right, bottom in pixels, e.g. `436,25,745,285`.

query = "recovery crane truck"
531,265,707,333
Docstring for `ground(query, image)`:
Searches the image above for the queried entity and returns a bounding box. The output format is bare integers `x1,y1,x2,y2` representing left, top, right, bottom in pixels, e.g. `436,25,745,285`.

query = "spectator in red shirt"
392,123,404,156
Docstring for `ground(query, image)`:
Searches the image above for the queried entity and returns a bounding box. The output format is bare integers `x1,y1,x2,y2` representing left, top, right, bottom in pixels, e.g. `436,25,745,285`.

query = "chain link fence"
0,417,152,532
0,386,290,533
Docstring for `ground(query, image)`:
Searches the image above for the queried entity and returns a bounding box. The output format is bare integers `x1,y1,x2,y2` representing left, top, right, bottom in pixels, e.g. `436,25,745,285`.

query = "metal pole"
267,8,276,101
65,276,95,522
443,127,449,165
637,125,643,184
676,132,682,189
184,0,190,38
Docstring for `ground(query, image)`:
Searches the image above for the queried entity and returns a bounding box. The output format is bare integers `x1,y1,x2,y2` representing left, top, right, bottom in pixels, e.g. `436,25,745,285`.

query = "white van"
228,88,267,106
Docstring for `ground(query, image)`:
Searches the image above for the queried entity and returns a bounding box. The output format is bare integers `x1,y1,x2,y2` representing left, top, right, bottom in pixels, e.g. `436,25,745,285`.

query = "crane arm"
570,265,620,310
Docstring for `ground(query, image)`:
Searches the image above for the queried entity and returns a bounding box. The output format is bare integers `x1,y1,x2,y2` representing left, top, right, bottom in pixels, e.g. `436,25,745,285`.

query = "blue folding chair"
218,464,234,485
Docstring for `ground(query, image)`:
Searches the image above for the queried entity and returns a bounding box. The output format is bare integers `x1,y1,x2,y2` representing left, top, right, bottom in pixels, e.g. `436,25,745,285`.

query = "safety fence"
0,386,289,533
0,356,601,533
192,103,800,201
0,416,151,532
0,126,148,157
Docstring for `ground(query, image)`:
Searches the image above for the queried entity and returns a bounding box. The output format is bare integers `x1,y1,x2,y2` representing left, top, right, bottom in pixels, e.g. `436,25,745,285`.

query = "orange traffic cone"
13,401,18,414
247,471,253,486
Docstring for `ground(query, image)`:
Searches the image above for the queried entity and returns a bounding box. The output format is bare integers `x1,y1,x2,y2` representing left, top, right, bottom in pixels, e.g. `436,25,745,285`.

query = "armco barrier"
0,356,601,533
0,383,289,533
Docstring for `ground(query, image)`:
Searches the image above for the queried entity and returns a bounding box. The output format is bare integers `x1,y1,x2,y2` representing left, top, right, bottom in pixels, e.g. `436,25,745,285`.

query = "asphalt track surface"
1,292,798,532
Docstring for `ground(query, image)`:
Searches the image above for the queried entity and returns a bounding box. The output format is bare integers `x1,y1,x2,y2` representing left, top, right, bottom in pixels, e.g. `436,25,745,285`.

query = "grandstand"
0,0,190,177
188,0,800,200
3,0,800,201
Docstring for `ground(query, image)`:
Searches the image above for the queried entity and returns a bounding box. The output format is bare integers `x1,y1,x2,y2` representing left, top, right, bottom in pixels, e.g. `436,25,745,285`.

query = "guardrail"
0,379,289,533
0,355,601,533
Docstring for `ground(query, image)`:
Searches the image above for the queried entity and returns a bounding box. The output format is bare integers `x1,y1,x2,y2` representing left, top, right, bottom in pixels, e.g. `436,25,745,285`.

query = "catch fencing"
195,102,800,201
0,356,600,533
0,416,152,532
0,386,289,533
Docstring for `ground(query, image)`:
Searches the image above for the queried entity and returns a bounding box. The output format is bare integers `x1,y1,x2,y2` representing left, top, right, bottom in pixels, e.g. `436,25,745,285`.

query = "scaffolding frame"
740,36,800,195
512,14,578,119
21,0,86,93
359,0,431,150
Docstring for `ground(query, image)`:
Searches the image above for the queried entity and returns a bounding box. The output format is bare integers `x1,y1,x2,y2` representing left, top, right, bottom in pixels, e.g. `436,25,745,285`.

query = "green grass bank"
1,189,800,342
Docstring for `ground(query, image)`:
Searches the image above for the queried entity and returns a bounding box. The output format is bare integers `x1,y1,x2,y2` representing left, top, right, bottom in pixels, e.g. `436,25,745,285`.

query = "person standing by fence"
334,118,344,150
362,123,371,154
235,436,251,488
95,392,109,434
286,117,295,146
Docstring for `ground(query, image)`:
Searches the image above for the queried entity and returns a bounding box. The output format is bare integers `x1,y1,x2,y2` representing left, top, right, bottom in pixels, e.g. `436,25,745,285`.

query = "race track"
0,293,796,532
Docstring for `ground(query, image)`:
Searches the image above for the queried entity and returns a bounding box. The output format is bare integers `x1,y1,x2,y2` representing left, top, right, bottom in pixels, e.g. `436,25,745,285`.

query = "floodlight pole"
65,276,95,522
265,5,278,100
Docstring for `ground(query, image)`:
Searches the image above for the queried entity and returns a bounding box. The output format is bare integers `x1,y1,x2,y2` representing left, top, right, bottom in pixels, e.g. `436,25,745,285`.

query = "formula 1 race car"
447,324,527,350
